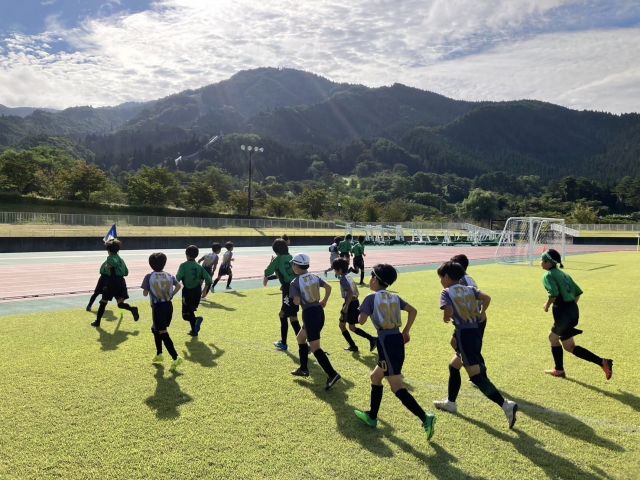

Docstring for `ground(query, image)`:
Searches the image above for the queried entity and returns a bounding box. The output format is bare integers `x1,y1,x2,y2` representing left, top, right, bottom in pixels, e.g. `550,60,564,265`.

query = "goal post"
495,217,571,264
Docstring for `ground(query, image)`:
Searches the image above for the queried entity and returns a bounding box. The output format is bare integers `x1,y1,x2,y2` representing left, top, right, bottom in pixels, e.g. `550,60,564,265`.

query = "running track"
0,243,633,302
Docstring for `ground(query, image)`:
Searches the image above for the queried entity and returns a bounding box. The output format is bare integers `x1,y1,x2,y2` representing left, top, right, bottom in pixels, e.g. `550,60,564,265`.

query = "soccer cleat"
544,369,566,378
358,282,366,286
195,317,204,334
601,359,613,380
423,413,437,440
90,320,100,327
169,357,183,371
188,330,198,337
226,286,232,290
354,409,378,428
433,399,458,413
86,304,92,312
132,307,140,322
152,354,164,364
344,345,359,352
325,374,341,391
291,368,309,377
369,338,377,352
502,400,518,429
274,341,288,351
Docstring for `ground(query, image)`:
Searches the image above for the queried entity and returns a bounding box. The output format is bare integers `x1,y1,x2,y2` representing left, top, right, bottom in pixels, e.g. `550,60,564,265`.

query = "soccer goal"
495,217,572,264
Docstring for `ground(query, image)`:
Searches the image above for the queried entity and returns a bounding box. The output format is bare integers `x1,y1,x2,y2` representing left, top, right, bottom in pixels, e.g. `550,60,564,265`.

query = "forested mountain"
1,67,640,181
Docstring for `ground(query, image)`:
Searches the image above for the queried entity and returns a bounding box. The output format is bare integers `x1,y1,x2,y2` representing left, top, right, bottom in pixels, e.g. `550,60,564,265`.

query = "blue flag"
103,224,117,243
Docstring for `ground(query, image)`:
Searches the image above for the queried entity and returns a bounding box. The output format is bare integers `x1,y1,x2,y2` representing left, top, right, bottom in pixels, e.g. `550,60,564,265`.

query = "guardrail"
567,223,640,231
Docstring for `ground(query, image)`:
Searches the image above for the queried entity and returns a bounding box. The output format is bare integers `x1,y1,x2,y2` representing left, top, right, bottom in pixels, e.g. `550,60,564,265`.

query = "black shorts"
203,265,213,276
353,256,364,270
455,328,483,367
552,300,582,340
340,298,360,324
218,264,231,276
93,275,107,295
152,301,173,331
377,329,404,376
280,284,299,318
339,252,350,260
302,306,325,342
101,276,129,301
182,286,201,315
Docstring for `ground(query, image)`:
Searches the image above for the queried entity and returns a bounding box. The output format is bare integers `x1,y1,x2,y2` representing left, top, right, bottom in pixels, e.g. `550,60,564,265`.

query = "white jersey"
202,252,219,268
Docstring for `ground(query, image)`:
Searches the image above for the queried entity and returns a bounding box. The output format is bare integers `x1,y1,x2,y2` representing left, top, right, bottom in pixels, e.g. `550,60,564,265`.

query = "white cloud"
0,0,638,112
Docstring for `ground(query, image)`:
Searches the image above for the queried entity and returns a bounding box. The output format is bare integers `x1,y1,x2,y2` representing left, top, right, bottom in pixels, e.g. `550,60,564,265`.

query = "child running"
323,236,341,277
212,241,234,291
289,253,341,390
176,245,212,337
141,252,183,371
338,234,352,261
348,235,367,285
332,258,377,353
433,261,518,429
541,249,613,380
199,242,221,296
263,238,301,351
353,264,436,440
91,239,139,327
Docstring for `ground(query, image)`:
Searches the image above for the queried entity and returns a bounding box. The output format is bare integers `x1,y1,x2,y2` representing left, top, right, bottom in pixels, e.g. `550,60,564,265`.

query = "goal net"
495,217,572,264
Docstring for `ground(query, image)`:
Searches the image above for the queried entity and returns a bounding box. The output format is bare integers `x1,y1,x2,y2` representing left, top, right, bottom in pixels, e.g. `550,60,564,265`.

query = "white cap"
291,253,310,266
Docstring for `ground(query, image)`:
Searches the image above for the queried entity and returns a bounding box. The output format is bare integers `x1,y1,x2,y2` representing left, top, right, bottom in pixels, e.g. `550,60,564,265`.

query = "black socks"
370,384,383,419
153,330,163,355
96,302,106,322
280,317,288,344
552,345,564,370
572,346,602,366
354,327,375,342
313,349,337,378
291,320,301,336
448,365,462,402
226,275,233,288
470,374,505,407
160,332,178,360
395,388,427,422
342,330,357,349
118,302,133,312
299,344,309,371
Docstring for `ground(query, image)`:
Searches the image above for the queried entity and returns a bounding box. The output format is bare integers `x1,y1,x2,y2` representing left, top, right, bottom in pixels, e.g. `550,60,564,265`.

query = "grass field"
1,252,639,479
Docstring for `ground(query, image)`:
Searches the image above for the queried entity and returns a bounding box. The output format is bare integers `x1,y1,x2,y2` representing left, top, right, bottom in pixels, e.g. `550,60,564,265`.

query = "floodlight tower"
240,144,264,217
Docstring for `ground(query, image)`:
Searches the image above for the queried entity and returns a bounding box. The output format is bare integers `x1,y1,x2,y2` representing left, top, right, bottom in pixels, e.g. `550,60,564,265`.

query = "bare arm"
402,303,417,342
544,297,555,312
442,305,454,323
172,283,182,298
320,283,332,308
142,289,149,297
358,312,369,325
293,295,301,306
478,292,491,320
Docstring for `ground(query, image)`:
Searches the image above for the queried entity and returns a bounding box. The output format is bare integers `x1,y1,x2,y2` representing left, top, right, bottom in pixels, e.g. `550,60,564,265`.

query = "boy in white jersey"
212,241,234,291
433,261,518,429
289,253,341,390
199,242,221,296
332,258,377,353
141,253,183,371
323,236,341,277
353,264,436,440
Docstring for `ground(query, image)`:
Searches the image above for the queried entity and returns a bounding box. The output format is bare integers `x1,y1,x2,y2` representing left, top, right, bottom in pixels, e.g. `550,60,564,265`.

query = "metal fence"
567,223,640,231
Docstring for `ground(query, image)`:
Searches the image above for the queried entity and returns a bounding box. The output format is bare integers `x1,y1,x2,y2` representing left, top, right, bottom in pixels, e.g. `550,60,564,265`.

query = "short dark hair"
358,235,365,243
372,263,397,287
345,234,352,240
437,261,465,281
224,241,234,249
106,239,121,254
450,254,469,271
547,248,564,268
272,238,289,255
148,252,167,272
185,245,199,259
211,242,222,253
282,234,289,243
332,258,349,273
333,236,341,244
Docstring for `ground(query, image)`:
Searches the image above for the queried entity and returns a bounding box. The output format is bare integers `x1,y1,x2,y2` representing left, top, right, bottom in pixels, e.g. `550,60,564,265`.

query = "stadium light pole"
240,145,264,217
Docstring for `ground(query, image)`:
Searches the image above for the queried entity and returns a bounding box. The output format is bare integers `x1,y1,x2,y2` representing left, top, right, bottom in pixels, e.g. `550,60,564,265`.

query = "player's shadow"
200,301,236,311
565,378,640,412
183,338,224,368
457,413,603,480
351,352,379,371
96,316,139,351
503,392,624,452
101,309,119,321
144,365,193,420
226,290,246,297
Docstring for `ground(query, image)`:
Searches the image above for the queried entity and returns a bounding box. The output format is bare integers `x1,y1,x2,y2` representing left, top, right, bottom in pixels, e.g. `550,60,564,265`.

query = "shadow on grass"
183,338,225,368
295,378,484,479
503,392,624,452
144,365,193,420
199,301,236,311
351,351,379,371
225,290,247,297
457,413,604,480
565,378,640,413
96,314,139,351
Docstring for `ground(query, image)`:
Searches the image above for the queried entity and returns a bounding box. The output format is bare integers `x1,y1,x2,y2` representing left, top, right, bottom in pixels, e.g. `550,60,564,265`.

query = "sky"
0,0,639,113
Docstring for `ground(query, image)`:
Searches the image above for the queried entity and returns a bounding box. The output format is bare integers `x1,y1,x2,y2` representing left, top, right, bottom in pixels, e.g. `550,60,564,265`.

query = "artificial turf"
1,252,639,479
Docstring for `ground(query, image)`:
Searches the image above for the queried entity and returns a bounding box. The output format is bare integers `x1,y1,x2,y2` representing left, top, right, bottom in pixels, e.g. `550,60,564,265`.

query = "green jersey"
177,260,212,289
338,239,352,254
543,268,583,302
351,242,364,256
99,254,128,277
264,254,295,286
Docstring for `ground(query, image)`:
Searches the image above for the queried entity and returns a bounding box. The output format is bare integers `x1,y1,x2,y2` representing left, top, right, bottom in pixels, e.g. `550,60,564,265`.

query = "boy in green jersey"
338,234,353,261
91,240,139,327
541,249,613,380
263,238,301,351
348,235,366,285
177,245,212,337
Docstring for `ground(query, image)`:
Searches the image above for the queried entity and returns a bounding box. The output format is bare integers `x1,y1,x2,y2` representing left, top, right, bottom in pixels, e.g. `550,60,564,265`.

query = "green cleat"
354,409,378,428
169,357,183,371
152,354,164,364
423,413,436,440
